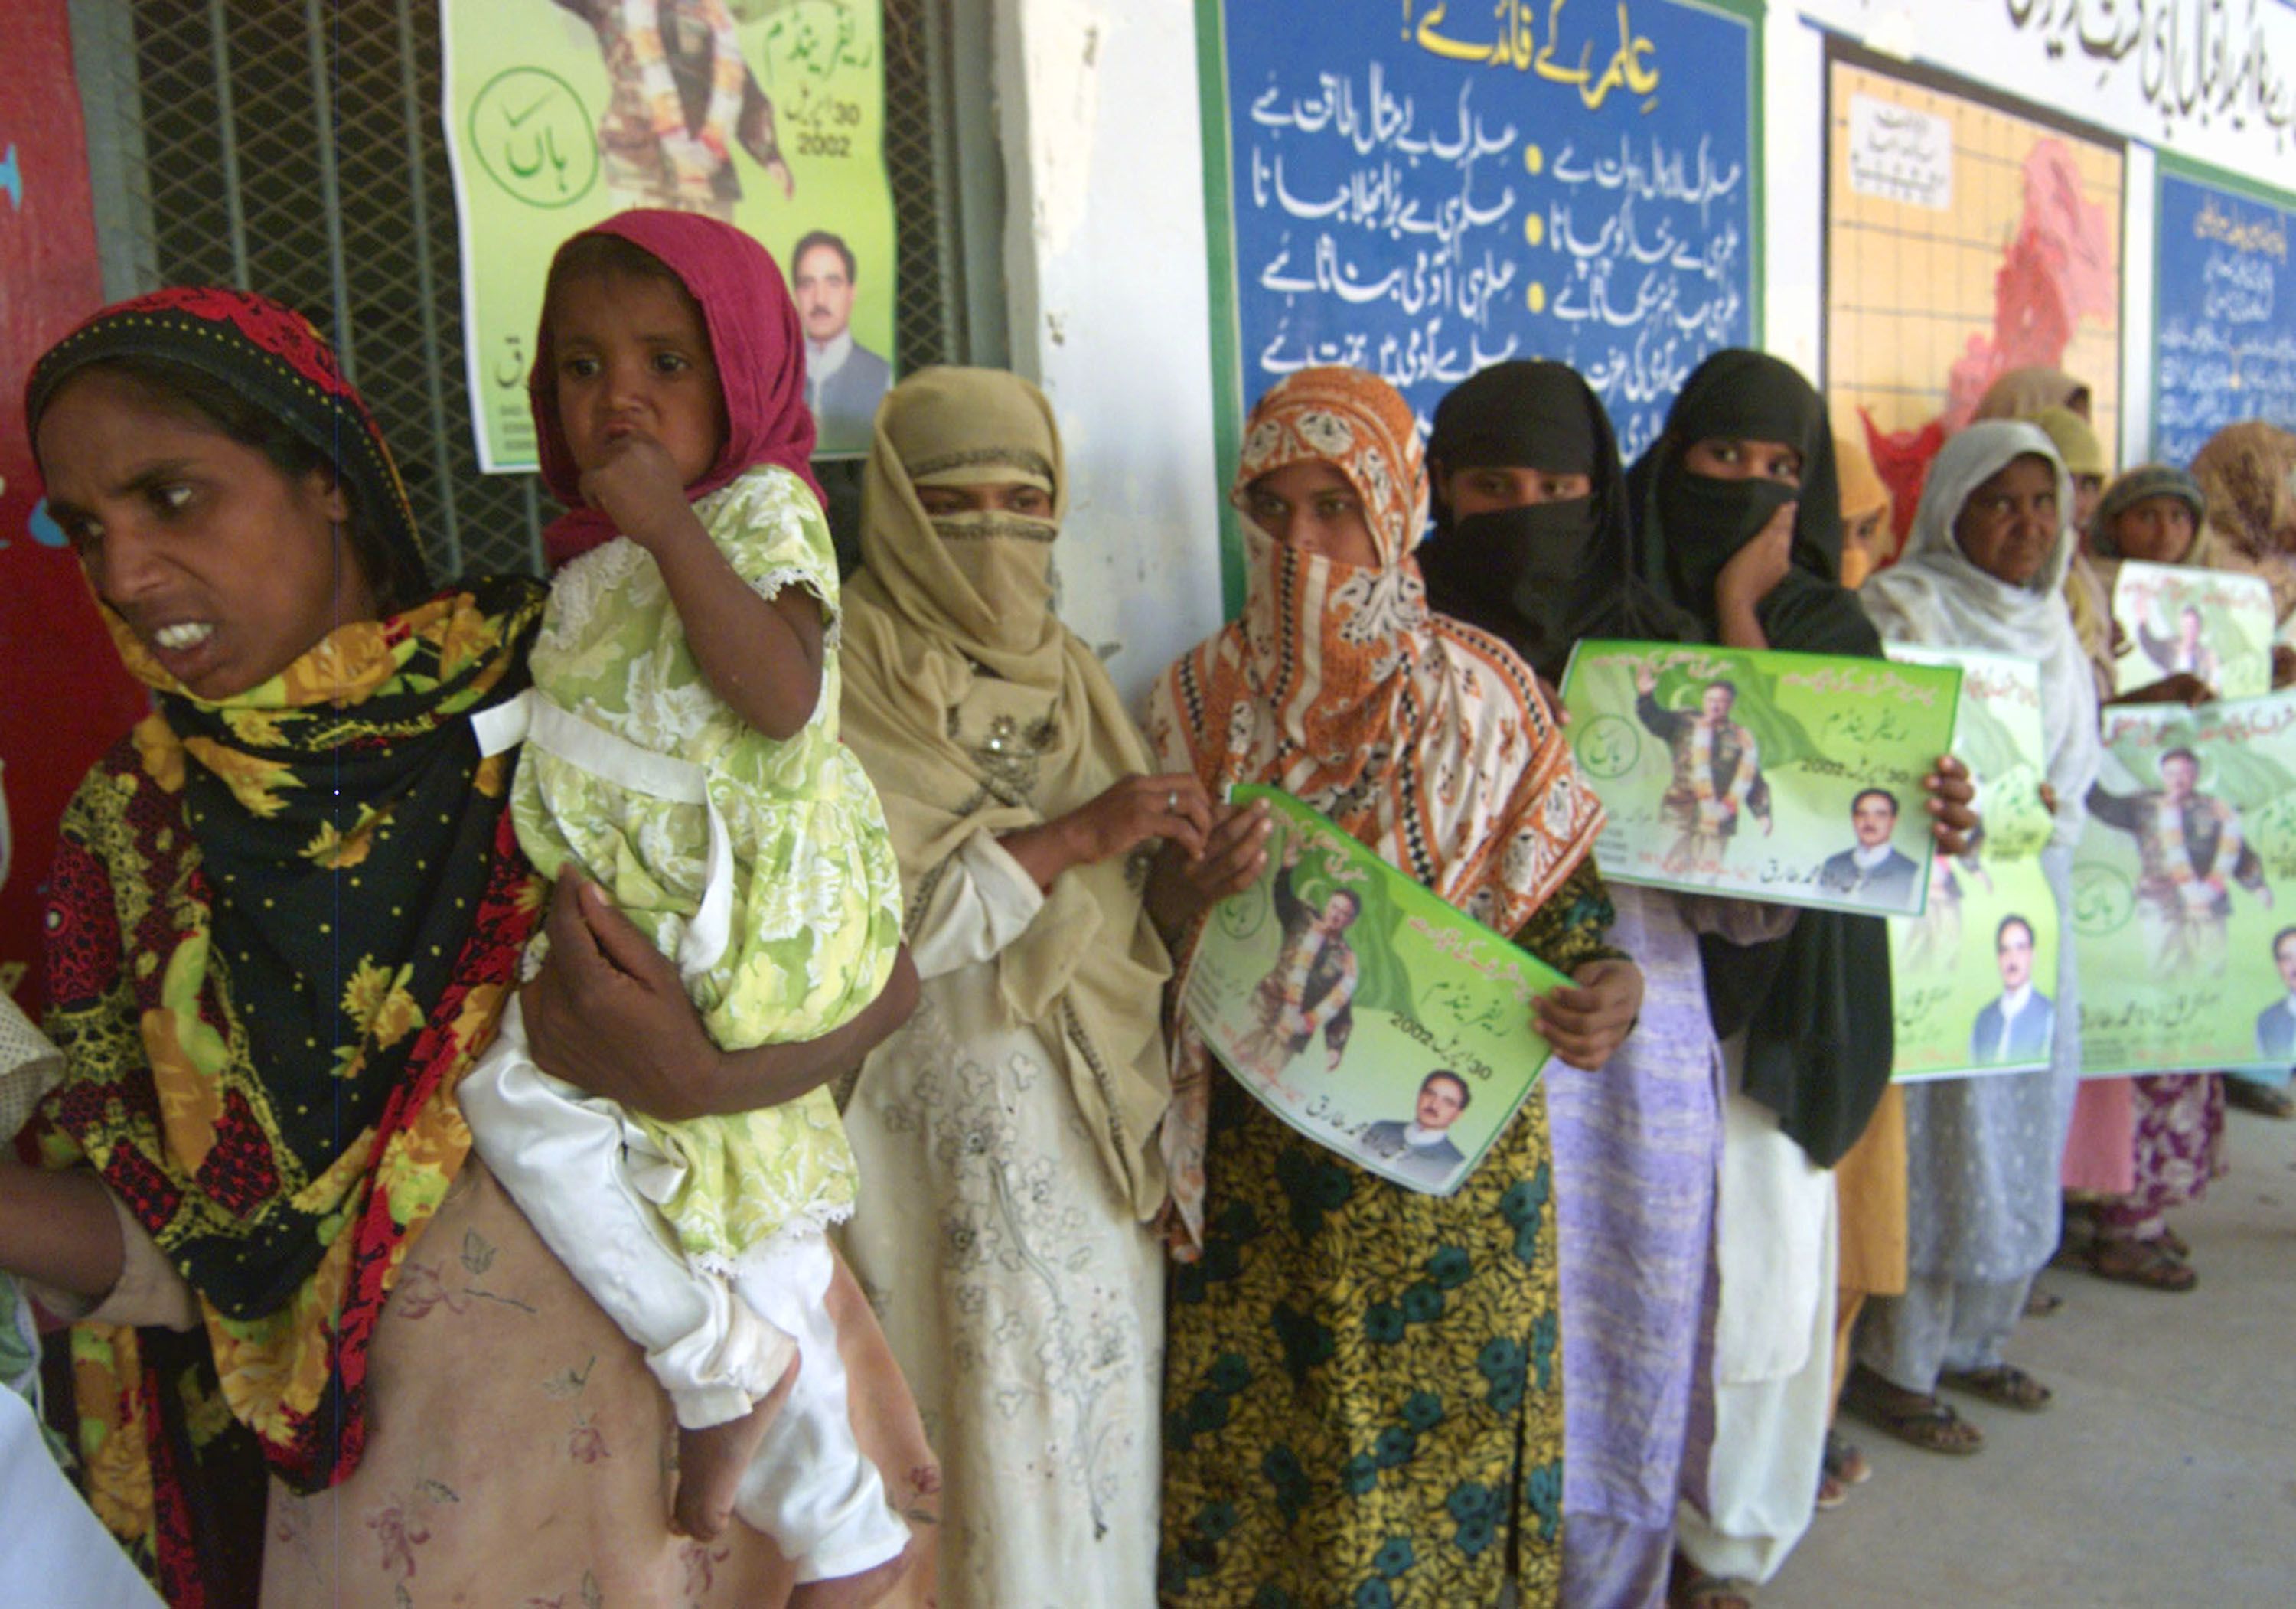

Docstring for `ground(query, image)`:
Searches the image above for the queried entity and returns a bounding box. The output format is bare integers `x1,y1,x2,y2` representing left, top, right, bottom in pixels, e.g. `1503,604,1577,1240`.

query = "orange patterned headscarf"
1146,367,1606,1247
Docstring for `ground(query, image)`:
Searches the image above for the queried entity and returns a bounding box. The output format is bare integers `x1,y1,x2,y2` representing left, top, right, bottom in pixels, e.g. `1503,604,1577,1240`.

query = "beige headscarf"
2191,423,2296,625
1834,431,1894,586
2033,405,2115,692
1973,366,2089,423
840,367,1172,1218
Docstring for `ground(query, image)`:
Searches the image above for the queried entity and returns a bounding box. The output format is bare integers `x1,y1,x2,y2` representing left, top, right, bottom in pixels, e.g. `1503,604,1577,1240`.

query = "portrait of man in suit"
2252,927,2296,1061
1817,788,1920,909
1358,1069,1474,1188
1969,914,2056,1066
793,229,892,452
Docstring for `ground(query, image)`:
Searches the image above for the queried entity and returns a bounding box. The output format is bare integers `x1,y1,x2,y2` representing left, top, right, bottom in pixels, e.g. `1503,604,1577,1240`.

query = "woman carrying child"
459,210,912,1603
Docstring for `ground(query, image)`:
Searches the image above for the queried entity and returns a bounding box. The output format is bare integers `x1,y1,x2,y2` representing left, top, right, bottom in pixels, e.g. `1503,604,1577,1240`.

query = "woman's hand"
523,868,918,1122
1146,798,1274,940
1534,958,1642,1069
0,1163,126,1301
1537,671,1570,726
1714,508,1794,649
2112,672,2213,708
523,869,720,1118
2040,782,2060,815
1922,754,1980,857
1000,774,1212,892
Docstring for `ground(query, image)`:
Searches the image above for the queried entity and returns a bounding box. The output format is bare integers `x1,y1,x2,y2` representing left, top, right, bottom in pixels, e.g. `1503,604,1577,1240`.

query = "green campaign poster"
2075,689,2296,1076
1884,647,2060,1083
442,0,897,467
1182,786,1567,1198
2109,560,2272,700
1557,640,1963,917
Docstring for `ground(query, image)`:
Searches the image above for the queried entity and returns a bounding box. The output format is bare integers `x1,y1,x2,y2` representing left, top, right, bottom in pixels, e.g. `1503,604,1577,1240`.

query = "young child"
458,210,908,1594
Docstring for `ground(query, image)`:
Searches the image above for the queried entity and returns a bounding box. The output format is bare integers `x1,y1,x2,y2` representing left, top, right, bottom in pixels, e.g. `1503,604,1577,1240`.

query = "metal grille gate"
68,0,989,580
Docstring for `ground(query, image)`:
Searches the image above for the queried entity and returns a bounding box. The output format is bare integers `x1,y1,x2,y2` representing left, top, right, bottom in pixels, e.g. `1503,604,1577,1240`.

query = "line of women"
27,264,2206,1609
1970,382,2296,1291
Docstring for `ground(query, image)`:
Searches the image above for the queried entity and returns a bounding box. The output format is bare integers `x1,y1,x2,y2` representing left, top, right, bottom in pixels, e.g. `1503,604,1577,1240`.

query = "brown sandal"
1940,1363,2053,1412
1677,1571,1758,1608
2080,1238,2197,1291
1843,1365,1985,1454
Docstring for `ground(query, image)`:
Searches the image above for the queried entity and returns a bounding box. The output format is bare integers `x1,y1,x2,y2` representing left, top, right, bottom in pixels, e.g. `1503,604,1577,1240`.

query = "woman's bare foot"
786,1541,912,1608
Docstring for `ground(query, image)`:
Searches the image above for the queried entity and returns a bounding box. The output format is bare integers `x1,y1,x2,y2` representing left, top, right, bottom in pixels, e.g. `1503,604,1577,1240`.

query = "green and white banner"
2108,560,2272,700
1558,640,1962,917
443,0,896,467
2075,690,2296,1075
1182,786,1566,1198
1884,647,2060,1082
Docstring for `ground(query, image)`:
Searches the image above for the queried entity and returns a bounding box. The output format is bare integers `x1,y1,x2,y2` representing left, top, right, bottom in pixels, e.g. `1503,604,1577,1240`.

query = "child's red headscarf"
529,209,824,567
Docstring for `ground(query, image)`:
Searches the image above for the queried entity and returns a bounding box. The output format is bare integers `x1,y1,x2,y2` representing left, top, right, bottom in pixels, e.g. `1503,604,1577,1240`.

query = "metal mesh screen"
75,0,960,579
882,0,951,377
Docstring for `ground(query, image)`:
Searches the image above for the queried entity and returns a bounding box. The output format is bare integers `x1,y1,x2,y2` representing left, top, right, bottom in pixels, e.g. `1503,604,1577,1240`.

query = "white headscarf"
1861,421,2100,847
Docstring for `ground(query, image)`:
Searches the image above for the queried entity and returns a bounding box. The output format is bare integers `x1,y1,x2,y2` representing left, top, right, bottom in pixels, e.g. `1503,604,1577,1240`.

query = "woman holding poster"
1626,351,1976,1607
1149,367,1642,1609
1848,423,2099,1452
1417,359,1727,1608
2076,462,2273,1282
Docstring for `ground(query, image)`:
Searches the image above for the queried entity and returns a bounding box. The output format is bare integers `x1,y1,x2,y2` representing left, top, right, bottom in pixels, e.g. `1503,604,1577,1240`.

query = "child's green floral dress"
512,466,903,1265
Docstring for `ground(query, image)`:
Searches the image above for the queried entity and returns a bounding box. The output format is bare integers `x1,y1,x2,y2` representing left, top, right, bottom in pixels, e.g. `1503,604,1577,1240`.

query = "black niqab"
1417,361,1698,681
1629,349,1894,1168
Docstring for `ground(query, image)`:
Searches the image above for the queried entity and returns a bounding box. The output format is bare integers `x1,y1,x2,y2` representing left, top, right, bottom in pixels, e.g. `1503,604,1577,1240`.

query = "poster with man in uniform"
444,0,897,467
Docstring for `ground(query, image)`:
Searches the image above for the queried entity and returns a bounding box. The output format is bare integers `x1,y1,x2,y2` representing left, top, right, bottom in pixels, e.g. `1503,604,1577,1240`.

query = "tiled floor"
1766,1101,2296,1607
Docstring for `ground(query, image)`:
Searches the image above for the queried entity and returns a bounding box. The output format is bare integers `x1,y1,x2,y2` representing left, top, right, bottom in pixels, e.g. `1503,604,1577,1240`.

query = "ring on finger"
1167,790,1178,812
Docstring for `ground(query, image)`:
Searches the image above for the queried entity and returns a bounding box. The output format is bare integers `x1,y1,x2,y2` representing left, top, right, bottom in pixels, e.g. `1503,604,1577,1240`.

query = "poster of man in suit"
1968,914,2055,1067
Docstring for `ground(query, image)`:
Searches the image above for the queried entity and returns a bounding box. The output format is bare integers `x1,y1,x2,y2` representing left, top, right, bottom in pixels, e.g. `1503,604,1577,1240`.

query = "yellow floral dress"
512,467,903,1263
1160,858,1620,1609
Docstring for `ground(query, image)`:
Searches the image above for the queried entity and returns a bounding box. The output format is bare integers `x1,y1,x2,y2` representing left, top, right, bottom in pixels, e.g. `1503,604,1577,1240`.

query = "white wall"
994,0,1226,706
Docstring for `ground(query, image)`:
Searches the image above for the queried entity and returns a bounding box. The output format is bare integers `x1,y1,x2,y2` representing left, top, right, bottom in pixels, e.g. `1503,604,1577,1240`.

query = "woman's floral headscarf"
1146,366,1605,1246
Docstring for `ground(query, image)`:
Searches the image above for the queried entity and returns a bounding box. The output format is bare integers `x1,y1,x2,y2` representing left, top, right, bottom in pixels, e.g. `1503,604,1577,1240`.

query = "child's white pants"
462,997,908,1581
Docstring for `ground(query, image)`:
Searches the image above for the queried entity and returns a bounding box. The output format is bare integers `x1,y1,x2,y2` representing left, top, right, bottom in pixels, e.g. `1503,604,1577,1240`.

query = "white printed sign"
1848,94,1952,211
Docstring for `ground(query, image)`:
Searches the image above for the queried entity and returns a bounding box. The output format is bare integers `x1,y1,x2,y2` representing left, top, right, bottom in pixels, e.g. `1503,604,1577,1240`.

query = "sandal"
1815,1468,1848,1511
1823,1428,1873,1487
1843,1364,1985,1454
1677,1571,1758,1609
2225,1077,2296,1118
1939,1363,2053,1412
2079,1238,2197,1291
2024,1288,2063,1317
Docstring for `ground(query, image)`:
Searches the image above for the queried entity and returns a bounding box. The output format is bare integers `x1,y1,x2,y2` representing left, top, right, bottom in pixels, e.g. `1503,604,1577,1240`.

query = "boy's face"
550,271,726,487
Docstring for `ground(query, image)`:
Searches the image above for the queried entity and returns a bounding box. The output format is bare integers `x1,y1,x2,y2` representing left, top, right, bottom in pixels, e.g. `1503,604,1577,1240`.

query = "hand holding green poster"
2109,560,2272,700
1181,787,1568,1197
2076,689,2296,1076
1557,640,1962,916
1884,646,2061,1082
